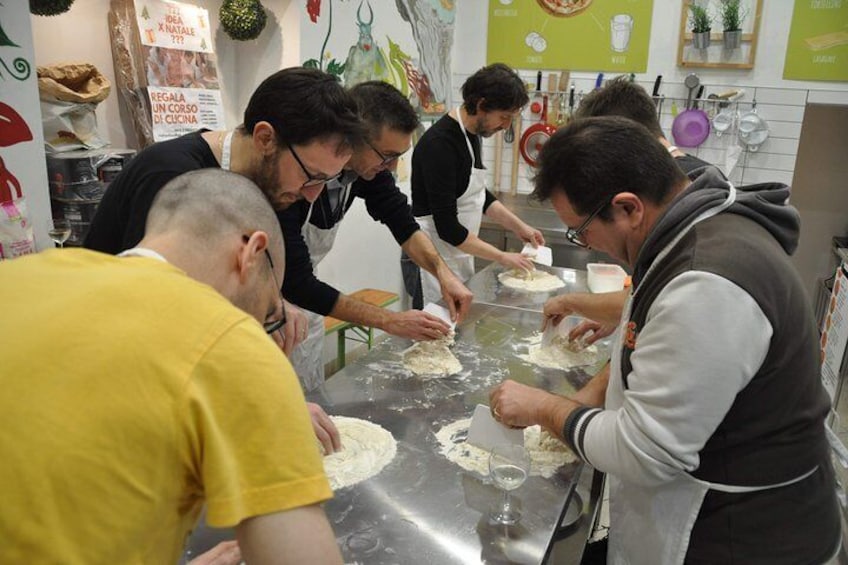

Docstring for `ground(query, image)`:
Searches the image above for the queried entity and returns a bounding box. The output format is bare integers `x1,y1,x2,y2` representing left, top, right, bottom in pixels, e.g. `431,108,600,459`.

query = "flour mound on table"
434,418,576,478
323,416,397,490
519,333,599,370
403,333,461,375
498,269,565,292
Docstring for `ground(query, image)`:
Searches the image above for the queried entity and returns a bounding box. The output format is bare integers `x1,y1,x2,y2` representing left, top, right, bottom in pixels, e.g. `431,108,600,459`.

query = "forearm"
484,200,529,236
456,232,507,263
562,290,628,325
537,393,583,441
570,365,609,408
329,294,392,329
401,230,448,279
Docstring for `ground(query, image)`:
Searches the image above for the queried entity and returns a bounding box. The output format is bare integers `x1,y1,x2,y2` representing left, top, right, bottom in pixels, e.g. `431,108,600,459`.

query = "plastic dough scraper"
466,404,524,451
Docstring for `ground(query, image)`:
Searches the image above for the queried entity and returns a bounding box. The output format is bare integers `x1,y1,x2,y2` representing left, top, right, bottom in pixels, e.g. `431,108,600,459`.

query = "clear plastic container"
587,263,628,293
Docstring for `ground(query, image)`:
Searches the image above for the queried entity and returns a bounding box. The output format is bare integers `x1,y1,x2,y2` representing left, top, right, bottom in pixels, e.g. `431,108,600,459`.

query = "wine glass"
48,218,71,248
489,444,530,525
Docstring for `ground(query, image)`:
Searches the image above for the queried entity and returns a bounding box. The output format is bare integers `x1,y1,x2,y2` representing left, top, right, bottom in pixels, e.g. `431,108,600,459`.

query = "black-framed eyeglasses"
262,248,287,335
566,198,612,248
365,139,404,168
284,140,340,189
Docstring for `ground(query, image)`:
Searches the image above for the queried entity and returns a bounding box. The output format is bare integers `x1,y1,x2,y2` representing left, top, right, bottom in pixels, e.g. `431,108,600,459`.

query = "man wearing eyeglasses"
0,170,344,564
277,81,474,391
410,63,545,307
489,117,839,564
85,67,363,358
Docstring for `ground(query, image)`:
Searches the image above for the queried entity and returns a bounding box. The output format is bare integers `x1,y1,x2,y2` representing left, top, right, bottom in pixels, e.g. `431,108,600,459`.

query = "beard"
253,152,300,210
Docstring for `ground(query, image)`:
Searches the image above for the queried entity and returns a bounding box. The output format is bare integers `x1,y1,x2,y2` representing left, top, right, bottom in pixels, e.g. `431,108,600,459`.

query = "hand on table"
270,300,308,356
438,273,473,324
489,379,554,429
516,225,545,248
188,541,241,565
567,319,617,346
498,252,536,274
308,402,341,455
384,310,451,341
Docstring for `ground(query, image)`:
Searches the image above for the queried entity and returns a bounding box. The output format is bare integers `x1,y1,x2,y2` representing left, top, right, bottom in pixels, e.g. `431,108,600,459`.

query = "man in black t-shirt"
277,81,473,391
410,63,545,305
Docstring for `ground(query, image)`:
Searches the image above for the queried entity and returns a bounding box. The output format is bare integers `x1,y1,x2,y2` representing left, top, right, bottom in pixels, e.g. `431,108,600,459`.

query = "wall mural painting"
303,0,454,115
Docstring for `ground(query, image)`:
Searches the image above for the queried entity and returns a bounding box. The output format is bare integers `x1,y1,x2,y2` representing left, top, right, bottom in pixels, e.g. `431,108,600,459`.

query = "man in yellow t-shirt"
0,170,343,564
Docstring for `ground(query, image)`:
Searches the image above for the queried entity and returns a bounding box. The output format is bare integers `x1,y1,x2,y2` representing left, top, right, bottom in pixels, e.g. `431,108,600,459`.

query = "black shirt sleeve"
356,171,419,246
277,202,341,316
84,131,218,254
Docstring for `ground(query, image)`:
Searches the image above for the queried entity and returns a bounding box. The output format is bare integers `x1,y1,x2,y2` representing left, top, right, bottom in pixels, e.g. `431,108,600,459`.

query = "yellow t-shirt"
0,249,331,564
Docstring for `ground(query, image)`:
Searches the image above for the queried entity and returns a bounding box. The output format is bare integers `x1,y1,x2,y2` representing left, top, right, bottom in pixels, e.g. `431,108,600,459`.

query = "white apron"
605,185,819,564
289,182,352,392
416,108,486,304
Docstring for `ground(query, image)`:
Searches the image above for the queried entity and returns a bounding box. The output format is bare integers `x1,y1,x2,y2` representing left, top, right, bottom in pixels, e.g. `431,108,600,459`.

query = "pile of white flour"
518,333,599,370
402,334,462,375
323,416,397,490
434,417,576,478
498,269,565,292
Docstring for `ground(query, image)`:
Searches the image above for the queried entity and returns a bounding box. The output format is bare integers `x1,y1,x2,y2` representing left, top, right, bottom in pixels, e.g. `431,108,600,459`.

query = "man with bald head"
0,169,343,564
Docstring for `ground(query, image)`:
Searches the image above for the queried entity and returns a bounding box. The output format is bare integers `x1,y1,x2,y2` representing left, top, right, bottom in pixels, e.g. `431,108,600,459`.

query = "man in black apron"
278,81,473,392
410,63,544,306
490,117,840,564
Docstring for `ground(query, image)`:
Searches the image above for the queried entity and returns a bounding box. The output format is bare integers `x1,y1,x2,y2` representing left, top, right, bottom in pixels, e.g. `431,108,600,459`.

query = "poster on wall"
301,0,455,116
783,0,848,82
133,0,224,140
0,2,49,255
486,0,653,72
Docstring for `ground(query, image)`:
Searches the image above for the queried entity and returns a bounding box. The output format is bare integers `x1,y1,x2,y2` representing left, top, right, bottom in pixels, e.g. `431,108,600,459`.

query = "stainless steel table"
467,263,588,312
306,298,605,565
185,268,604,564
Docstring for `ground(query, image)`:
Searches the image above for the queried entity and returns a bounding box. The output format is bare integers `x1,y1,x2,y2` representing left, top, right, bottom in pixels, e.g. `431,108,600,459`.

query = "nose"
302,183,325,203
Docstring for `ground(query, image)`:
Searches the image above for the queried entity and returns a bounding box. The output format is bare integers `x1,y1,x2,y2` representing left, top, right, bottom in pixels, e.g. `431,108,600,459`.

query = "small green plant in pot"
720,0,747,49
689,2,712,49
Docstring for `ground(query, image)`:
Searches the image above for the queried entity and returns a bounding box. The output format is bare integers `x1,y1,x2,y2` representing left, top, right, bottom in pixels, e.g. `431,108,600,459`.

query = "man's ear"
611,192,645,229
236,231,270,284
252,122,279,157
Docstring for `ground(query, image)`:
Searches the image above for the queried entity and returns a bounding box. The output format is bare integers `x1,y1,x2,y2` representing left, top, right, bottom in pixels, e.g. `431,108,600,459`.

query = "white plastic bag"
0,198,36,259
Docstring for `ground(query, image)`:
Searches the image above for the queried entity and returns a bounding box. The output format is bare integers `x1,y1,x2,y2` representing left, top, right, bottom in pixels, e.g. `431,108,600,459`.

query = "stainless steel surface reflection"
307,301,600,564
468,263,588,312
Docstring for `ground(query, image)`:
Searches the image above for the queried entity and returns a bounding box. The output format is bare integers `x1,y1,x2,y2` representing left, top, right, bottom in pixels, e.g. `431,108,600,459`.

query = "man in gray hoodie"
490,116,840,564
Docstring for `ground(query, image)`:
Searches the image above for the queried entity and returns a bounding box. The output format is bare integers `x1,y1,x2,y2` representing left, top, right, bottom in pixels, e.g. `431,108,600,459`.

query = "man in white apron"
410,63,545,305
280,82,473,392
489,117,840,564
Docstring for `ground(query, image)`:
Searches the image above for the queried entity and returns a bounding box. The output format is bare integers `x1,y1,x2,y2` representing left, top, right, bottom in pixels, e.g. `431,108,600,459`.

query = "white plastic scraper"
423,302,456,331
521,243,553,266
466,404,524,451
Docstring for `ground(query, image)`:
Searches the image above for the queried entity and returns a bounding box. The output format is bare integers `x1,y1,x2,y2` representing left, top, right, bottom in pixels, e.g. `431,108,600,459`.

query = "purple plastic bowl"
671,109,711,148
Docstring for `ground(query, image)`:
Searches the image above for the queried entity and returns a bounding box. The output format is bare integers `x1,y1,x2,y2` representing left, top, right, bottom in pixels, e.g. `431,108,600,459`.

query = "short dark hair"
574,75,664,138
348,81,420,139
461,63,529,116
532,116,686,220
243,67,364,151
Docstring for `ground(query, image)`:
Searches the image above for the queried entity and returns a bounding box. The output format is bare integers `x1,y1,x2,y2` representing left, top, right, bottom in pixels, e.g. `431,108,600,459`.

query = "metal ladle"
683,73,700,110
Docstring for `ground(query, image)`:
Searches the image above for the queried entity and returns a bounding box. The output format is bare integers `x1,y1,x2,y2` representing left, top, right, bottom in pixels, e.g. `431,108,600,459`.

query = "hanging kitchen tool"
520,95,558,167
738,100,769,152
557,83,576,128
594,72,604,89
711,89,743,137
652,75,663,120
556,71,570,127
547,72,559,126
504,120,515,143
509,113,522,195
671,81,710,148
530,71,543,116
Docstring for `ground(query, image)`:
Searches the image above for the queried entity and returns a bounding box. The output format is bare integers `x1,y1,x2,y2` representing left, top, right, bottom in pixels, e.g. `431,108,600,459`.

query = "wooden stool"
324,288,399,370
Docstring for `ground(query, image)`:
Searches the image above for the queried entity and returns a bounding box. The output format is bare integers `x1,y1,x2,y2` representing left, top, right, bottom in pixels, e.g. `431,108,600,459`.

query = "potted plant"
689,2,712,49
720,0,746,49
